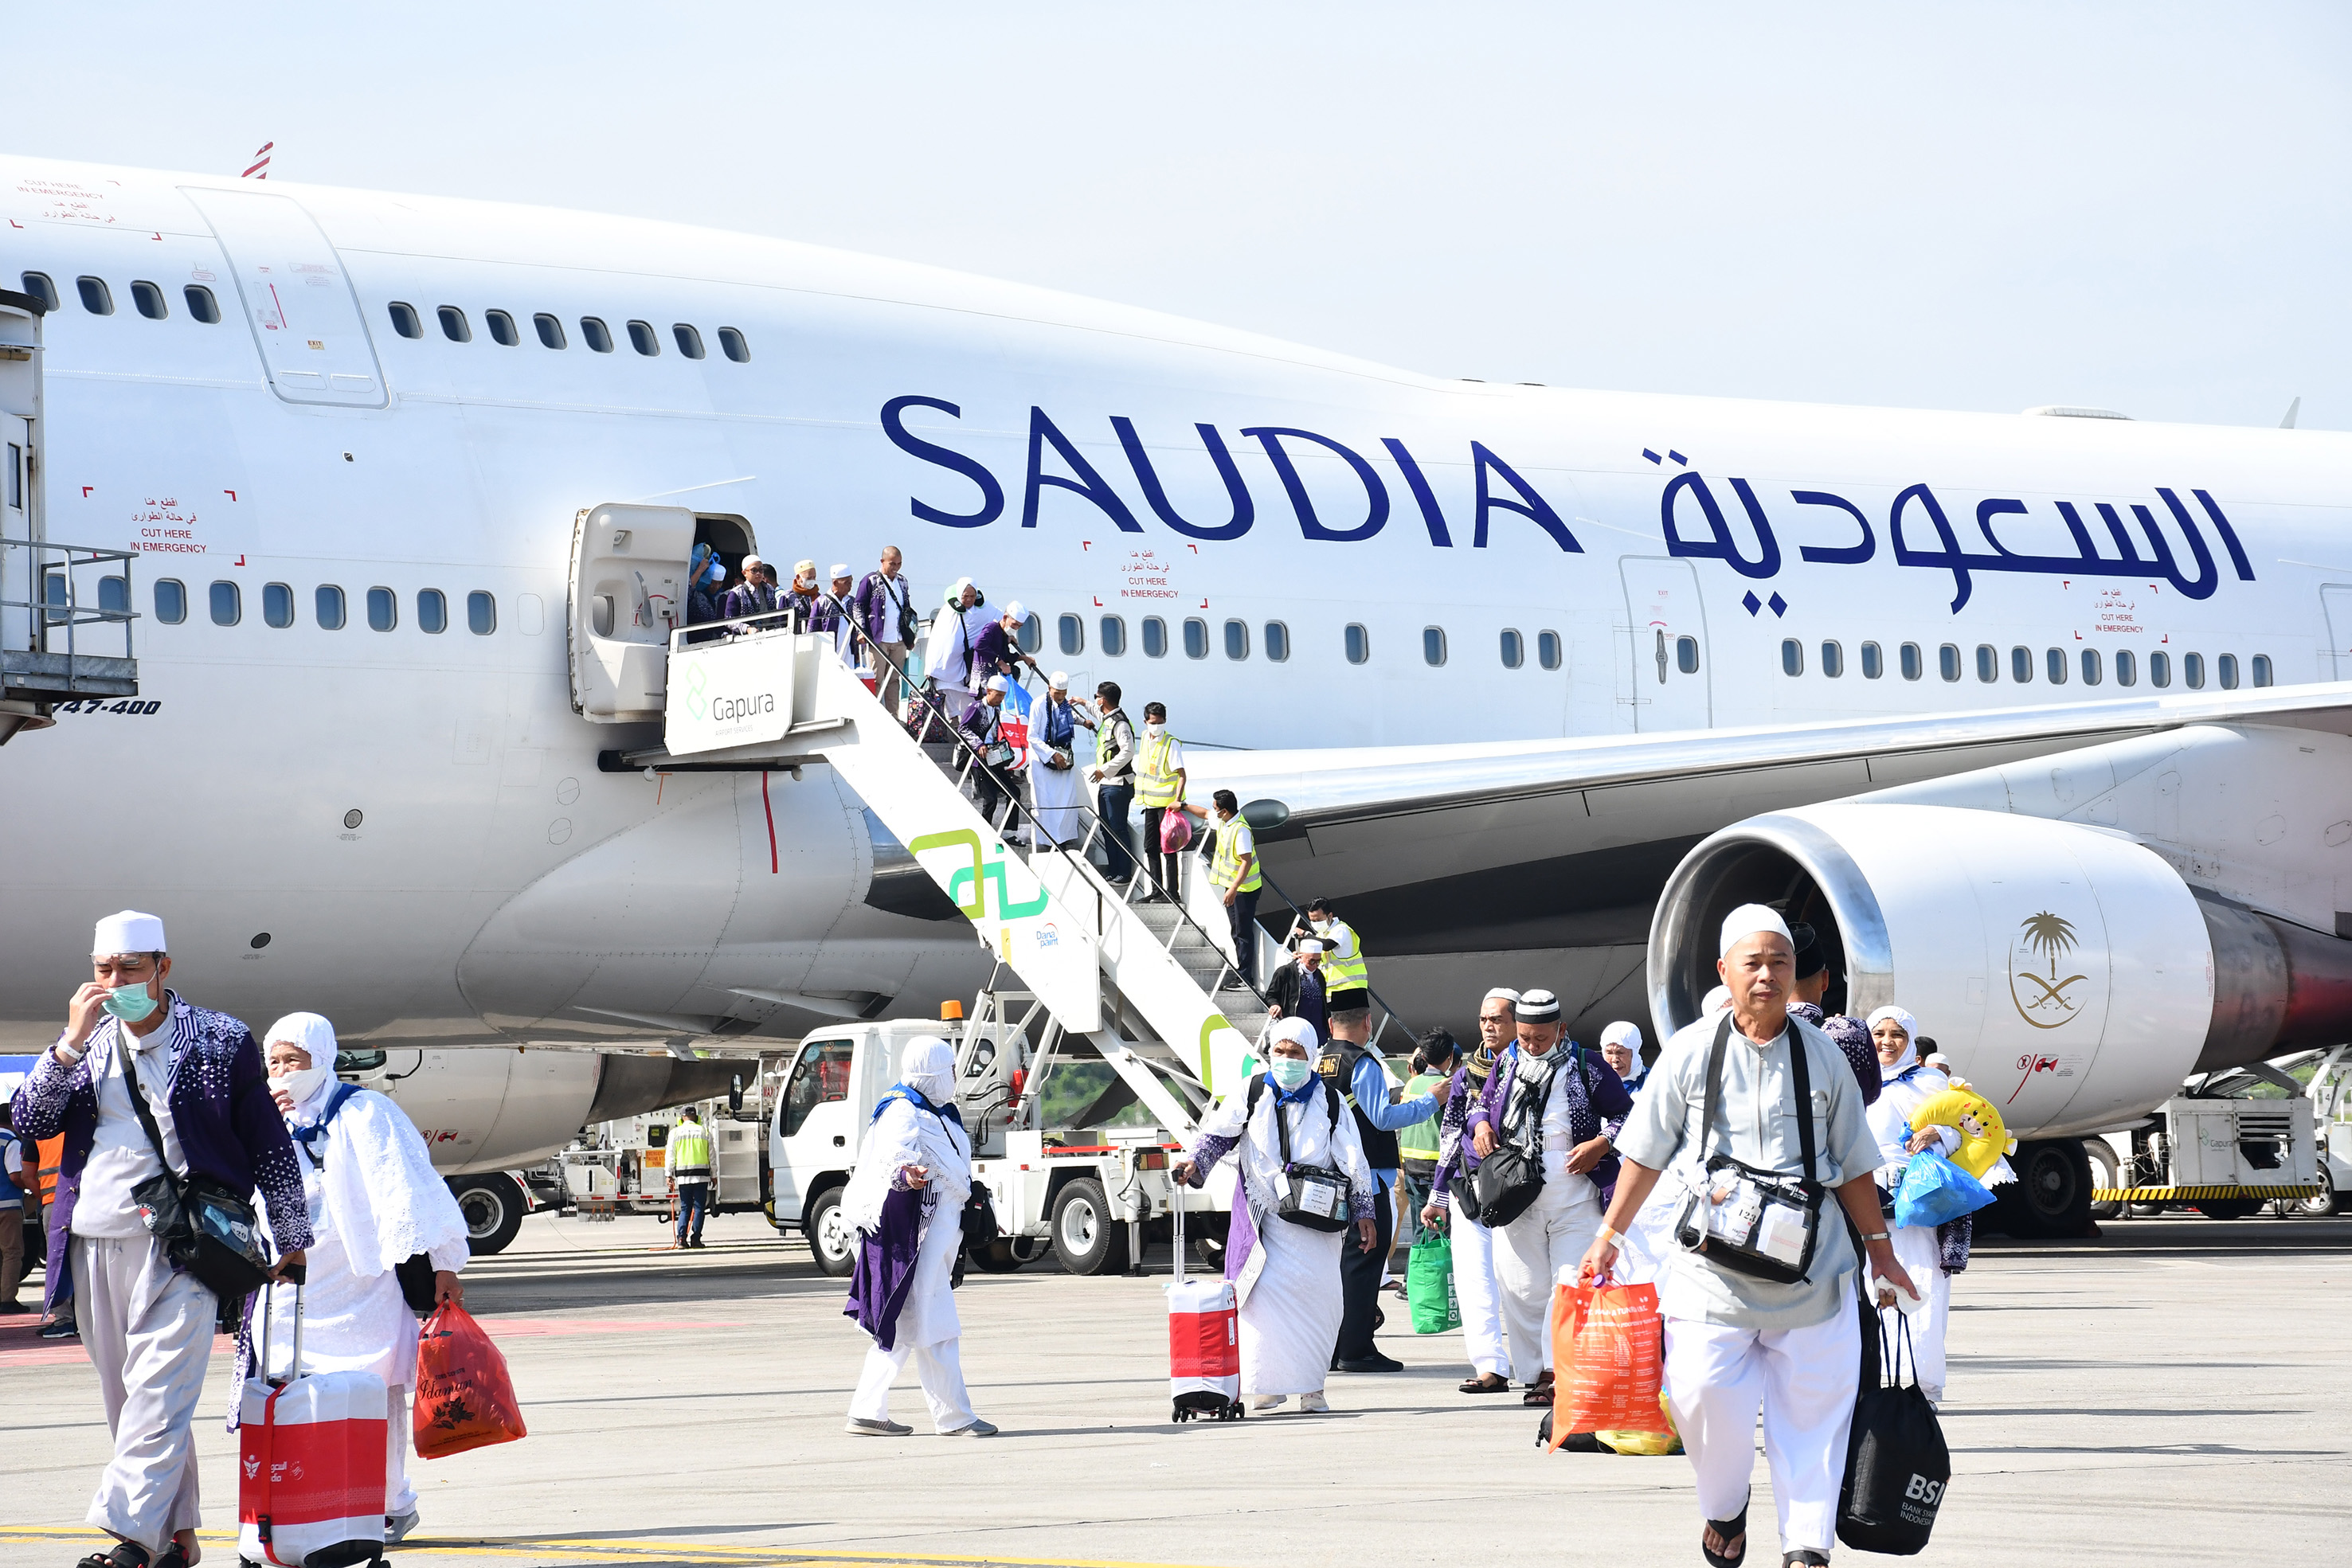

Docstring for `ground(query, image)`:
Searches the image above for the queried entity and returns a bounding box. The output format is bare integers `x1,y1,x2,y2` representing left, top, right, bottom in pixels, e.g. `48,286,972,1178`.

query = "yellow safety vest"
1319,921,1368,993
1211,819,1262,893
669,1122,715,1180
1136,731,1183,807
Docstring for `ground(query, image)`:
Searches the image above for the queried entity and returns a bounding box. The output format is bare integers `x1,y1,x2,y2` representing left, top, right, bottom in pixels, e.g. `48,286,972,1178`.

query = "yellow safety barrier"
2091,1183,2325,1202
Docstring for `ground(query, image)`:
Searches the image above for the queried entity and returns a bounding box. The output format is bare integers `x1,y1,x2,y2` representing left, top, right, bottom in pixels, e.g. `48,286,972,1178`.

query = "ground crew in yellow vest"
670,1107,716,1249
1207,790,1263,989
1295,898,1368,1012
1133,701,1200,901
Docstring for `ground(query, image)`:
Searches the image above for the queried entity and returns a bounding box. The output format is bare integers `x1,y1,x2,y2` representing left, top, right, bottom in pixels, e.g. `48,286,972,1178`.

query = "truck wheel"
1990,1139,2092,1238
2189,1197,2261,1220
969,1240,1024,1273
805,1187,856,1278
2083,1140,2123,1221
2292,1185,2346,1218
450,1174,526,1256
1051,1179,1130,1275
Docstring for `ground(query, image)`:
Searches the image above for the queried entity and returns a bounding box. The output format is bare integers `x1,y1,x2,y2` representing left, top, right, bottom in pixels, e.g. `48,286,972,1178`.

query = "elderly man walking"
1580,905,1915,1568
1426,987,1518,1393
11,912,312,1568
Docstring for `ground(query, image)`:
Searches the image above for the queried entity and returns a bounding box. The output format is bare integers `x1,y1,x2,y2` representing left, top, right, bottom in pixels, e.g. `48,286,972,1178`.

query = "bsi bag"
122,1040,272,1301
1671,1015,1827,1285
1838,1314,1951,1554
1246,1074,1354,1233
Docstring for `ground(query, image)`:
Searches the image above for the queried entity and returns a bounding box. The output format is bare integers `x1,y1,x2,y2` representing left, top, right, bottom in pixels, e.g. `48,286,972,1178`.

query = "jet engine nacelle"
1648,802,2352,1140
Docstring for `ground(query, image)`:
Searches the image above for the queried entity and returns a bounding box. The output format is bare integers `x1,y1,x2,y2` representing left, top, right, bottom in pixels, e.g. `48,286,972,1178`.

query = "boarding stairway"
629,612,1282,1135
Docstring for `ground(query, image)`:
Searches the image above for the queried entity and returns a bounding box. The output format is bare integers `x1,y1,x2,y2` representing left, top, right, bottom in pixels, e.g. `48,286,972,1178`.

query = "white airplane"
6,151,2351,1236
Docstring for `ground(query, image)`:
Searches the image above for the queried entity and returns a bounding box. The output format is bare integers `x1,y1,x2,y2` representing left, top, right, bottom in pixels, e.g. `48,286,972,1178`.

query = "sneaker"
38,1320,77,1339
385,1509,421,1545
1250,1394,1287,1411
1296,1391,1330,1414
941,1418,999,1437
844,1417,913,1436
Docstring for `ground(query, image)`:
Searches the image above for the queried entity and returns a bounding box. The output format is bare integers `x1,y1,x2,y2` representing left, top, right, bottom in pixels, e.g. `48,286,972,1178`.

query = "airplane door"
2322,585,2352,679
1618,557,1712,732
770,1035,856,1222
567,503,695,721
179,187,388,409
2,415,28,655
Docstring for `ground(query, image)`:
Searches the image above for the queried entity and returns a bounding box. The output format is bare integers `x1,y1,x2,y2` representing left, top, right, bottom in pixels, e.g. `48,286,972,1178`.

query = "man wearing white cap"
852,545,918,717
1027,671,1090,849
10,912,312,1568
957,674,1019,839
813,564,860,667
1426,987,1519,1393
1579,905,1914,1568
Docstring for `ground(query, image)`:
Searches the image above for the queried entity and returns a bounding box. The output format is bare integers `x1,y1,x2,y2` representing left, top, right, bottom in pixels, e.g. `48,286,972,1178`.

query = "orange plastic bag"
413,1304,528,1460
1546,1280,1663,1449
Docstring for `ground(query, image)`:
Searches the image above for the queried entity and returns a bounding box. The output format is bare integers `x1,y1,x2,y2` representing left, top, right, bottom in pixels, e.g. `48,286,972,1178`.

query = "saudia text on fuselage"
879,397,2258,611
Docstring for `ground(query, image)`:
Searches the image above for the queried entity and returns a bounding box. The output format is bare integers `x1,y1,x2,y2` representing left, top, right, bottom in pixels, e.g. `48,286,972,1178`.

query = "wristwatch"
1861,1230,1891,1243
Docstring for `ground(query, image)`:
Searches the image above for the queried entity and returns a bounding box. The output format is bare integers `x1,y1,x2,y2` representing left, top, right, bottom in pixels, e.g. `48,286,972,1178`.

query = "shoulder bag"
121,1038,274,1300
1247,1076,1355,1233
1670,1015,1828,1285
1472,1044,1588,1229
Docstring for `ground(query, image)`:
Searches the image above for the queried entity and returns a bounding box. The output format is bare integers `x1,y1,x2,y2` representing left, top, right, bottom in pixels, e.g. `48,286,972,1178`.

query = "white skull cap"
1718,902,1794,957
1295,937,1325,954
92,910,166,955
1047,670,1070,689
828,563,851,579
1003,600,1027,621
1483,987,1521,1006
1599,1020,1643,1052
985,674,1010,693
264,1011,338,1057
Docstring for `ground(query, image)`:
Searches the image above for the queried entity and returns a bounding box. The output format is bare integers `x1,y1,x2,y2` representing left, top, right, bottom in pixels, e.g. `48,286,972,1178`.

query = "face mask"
1270,1056,1313,1091
1310,918,1330,933
101,982,160,1023
1143,722,1164,739
269,1060,332,1108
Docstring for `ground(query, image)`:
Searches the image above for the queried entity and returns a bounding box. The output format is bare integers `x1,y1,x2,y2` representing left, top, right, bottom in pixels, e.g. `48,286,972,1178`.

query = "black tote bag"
1837,1313,1951,1554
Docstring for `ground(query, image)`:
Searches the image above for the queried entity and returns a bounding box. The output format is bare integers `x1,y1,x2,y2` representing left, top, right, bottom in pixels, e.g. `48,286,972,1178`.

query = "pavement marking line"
0,1527,1213,1568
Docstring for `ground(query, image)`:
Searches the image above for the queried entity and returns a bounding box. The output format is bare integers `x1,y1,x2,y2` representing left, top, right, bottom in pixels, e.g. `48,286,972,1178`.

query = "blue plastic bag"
1894,1150,1995,1230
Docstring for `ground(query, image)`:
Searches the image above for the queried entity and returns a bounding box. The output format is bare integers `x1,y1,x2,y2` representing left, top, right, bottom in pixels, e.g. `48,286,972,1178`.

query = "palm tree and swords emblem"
2009,910,2088,1029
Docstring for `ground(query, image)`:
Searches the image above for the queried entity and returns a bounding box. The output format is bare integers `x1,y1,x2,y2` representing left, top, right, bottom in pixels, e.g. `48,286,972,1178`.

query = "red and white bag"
238,1277,389,1568
1166,1181,1242,1421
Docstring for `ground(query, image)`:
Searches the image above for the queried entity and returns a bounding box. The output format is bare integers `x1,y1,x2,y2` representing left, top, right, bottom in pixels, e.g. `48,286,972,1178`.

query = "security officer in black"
1321,1007,1445,1371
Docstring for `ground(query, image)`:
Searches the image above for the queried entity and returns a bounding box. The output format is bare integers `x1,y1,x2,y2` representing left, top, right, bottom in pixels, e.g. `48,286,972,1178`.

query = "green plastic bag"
1408,1236,1461,1334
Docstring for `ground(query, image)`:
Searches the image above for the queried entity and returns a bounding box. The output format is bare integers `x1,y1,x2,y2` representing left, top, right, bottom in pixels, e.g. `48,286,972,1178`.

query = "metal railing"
1,537,139,699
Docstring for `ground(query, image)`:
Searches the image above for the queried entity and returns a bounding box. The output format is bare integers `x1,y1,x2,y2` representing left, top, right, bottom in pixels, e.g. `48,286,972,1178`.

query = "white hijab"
1866,1005,1922,1079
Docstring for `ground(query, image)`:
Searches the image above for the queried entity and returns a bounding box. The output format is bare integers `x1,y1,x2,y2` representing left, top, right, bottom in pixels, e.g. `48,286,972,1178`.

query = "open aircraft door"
567,504,695,721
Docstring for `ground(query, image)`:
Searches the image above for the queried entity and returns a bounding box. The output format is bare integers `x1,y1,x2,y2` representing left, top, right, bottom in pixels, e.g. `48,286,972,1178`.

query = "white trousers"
1492,1181,1602,1383
1884,1225,1951,1398
386,1385,417,1517
1450,1212,1509,1378
1665,1307,1862,1557
74,1235,213,1553
850,1336,976,1433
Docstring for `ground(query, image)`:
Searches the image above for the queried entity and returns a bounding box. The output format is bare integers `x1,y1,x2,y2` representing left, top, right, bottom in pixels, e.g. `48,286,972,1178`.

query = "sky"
14,3,2350,428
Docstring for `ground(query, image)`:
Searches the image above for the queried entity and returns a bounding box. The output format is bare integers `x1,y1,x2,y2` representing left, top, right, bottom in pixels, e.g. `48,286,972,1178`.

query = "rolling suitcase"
238,1273,390,1568
1164,1179,1243,1421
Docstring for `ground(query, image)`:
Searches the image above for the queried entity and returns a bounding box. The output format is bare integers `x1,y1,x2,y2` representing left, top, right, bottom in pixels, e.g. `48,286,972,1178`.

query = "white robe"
1027,700,1088,847
1196,1081,1373,1396
843,1097,972,1351
1867,1061,1959,1394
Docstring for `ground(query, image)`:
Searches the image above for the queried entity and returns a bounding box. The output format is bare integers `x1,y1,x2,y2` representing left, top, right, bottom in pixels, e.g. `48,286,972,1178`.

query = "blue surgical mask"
102,982,160,1023
1270,1057,1313,1091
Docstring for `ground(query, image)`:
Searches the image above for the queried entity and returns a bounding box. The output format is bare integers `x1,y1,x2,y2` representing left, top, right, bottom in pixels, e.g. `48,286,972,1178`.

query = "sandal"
1520,1377,1555,1407
1701,1498,1749,1568
152,1546,190,1568
77,1544,147,1568
1458,1372,1512,1394
1782,1554,1828,1567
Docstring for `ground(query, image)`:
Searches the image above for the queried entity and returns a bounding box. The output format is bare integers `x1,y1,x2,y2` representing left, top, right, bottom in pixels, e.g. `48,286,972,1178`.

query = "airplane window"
1975,644,1997,682
1900,643,1923,681
1100,615,1126,656
418,588,448,634
2252,654,2273,687
1142,616,1167,658
388,302,422,338
1500,628,1524,669
673,324,706,359
2183,651,2205,689
1860,641,1882,679
581,317,614,353
2010,646,2033,682
19,272,60,311
209,581,240,626
78,276,114,316
1677,635,1700,675
41,569,65,627
437,306,471,342
1346,624,1371,665
2080,647,2102,686
2115,649,2137,686
1939,643,1960,682
1781,639,1802,677
2217,653,2239,690
718,327,750,362
485,311,520,347
2149,651,2170,687
1820,641,1843,678
1059,613,1083,656
316,585,346,630
130,281,167,320
1184,617,1210,659
183,285,221,324
368,586,397,632
1265,621,1290,662
4,443,18,509
262,583,293,628
468,591,497,635
99,576,129,615
1224,620,1249,660
1017,611,1043,655
628,319,660,356
2045,647,2067,684
154,578,186,625
1423,627,1447,667
534,313,567,350
1537,630,1561,671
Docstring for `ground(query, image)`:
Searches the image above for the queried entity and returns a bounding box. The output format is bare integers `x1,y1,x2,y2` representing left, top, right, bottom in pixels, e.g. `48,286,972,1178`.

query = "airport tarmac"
3,1208,2347,1568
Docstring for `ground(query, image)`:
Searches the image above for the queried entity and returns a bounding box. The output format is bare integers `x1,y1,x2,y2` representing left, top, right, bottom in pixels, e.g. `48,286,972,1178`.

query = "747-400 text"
54,700,162,715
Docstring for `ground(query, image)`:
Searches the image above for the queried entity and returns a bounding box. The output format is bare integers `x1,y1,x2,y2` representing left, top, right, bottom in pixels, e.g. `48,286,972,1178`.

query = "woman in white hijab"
1864,1005,1959,1405
841,1037,996,1438
255,1013,472,1545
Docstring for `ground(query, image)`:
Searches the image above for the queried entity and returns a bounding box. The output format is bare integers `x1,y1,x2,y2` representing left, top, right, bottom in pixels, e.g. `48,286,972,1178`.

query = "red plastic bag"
412,1304,527,1460
1547,1280,1663,1448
